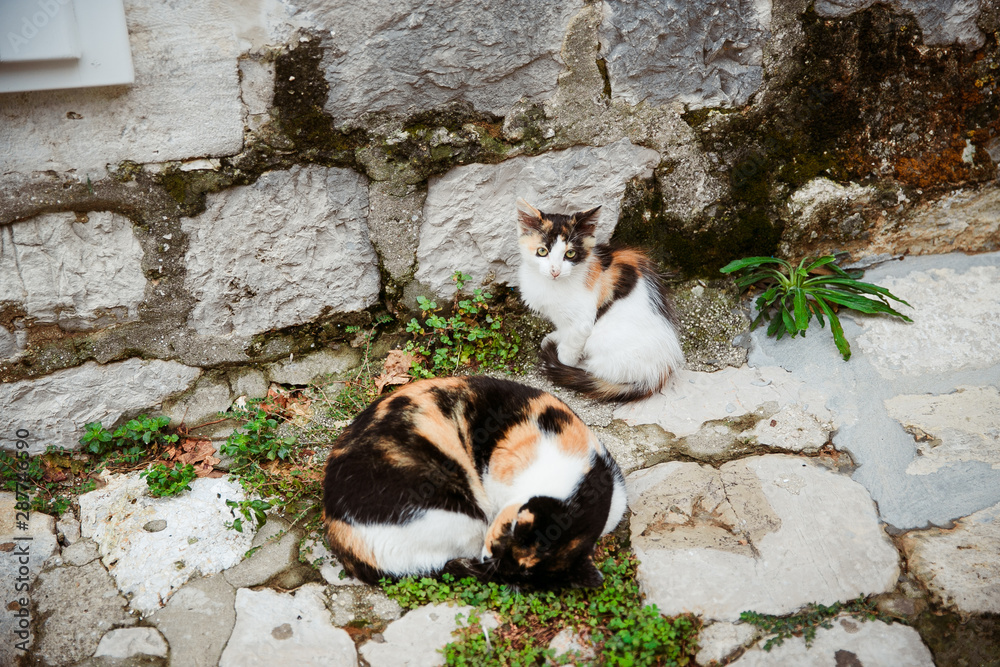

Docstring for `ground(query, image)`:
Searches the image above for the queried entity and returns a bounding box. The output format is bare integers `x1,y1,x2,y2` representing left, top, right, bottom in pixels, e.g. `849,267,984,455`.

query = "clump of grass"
381,538,700,666
721,255,912,360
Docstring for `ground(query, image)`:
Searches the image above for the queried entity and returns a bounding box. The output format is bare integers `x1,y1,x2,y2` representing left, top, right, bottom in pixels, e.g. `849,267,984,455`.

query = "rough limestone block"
0,359,201,455
305,0,582,121
148,573,237,667
94,627,169,659
900,501,1000,614
416,139,660,296
0,212,146,331
599,0,771,109
814,0,984,49
615,366,834,438
855,265,1000,377
219,585,357,667
0,0,245,176
183,165,380,336
731,616,933,666
885,386,1000,476
361,603,499,667
78,472,254,617
627,456,899,622
265,347,362,386
162,375,235,428
875,185,1000,256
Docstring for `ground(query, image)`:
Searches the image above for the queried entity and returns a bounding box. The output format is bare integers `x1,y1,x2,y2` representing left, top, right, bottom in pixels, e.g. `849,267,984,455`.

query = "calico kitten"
322,376,627,590
516,200,684,402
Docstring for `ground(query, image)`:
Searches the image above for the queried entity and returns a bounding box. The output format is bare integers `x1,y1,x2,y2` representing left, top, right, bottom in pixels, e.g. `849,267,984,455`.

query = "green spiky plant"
721,256,912,360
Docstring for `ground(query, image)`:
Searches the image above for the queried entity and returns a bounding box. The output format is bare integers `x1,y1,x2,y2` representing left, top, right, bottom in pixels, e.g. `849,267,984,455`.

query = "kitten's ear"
516,199,544,235
570,558,604,589
572,206,601,236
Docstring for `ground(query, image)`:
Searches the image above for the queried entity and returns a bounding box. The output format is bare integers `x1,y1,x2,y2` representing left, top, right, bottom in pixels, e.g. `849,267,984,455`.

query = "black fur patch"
537,406,574,434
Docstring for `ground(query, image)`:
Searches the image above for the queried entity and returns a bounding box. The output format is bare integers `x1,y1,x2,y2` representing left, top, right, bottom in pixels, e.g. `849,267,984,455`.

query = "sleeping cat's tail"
539,341,655,403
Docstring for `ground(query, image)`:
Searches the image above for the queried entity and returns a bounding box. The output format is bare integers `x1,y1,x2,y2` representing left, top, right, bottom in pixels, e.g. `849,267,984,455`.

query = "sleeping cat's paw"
542,331,562,348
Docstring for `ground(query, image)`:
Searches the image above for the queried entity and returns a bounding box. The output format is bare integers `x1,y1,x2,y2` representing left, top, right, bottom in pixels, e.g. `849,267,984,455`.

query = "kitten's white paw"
542,331,561,348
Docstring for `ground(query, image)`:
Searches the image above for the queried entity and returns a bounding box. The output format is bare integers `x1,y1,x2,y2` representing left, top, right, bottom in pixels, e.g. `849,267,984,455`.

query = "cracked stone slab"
627,456,899,622
899,500,1000,615
885,385,1000,476
0,359,201,455
33,559,137,666
0,212,146,331
223,517,302,589
265,347,362,386
615,366,834,439
415,139,660,296
730,616,934,666
360,603,499,667
599,0,771,109
183,164,380,337
79,472,253,617
94,627,168,659
855,265,1000,378
219,584,357,667
0,494,58,666
748,252,1000,530
695,621,760,666
148,573,236,667
304,0,582,121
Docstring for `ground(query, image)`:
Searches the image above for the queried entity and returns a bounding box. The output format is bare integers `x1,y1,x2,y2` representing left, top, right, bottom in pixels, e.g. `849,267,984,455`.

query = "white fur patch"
482,433,590,519
355,510,486,577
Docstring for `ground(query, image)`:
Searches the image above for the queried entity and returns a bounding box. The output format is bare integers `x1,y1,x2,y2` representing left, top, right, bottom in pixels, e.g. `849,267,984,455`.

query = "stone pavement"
2,251,998,666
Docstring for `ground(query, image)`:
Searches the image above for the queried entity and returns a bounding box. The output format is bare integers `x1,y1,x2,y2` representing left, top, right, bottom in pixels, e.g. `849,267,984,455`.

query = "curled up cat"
516,199,684,402
322,376,627,590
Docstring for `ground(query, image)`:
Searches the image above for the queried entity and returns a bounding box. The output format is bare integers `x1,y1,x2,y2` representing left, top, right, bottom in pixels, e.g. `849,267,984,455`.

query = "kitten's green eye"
565,250,576,259
536,247,549,257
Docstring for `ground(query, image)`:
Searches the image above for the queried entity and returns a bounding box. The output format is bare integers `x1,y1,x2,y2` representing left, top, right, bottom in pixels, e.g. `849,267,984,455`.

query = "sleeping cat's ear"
516,199,545,235
571,206,601,237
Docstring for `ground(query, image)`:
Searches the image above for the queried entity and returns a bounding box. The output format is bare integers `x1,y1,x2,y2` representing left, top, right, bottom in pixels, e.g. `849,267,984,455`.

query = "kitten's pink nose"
549,267,561,278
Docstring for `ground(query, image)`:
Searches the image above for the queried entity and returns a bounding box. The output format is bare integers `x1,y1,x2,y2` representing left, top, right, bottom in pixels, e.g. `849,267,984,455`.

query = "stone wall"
2,0,998,449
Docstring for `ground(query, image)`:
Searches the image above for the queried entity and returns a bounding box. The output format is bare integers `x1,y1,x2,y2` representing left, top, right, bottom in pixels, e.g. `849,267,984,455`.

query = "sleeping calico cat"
516,200,684,402
322,376,627,589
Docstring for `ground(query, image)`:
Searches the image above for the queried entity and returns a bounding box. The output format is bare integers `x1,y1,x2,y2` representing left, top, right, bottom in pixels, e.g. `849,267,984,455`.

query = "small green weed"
80,414,178,463
382,539,699,666
405,271,521,378
219,402,295,467
740,597,887,651
225,498,272,533
721,256,912,360
141,462,197,498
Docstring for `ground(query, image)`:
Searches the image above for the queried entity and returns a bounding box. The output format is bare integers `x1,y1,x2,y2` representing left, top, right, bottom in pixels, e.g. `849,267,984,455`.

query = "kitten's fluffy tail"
539,341,654,403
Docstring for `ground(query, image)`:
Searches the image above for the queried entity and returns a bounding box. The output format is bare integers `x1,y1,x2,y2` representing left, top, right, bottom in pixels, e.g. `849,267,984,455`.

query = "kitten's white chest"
517,262,594,327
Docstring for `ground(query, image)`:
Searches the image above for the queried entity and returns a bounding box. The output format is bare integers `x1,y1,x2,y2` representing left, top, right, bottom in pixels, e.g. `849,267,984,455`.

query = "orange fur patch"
325,518,379,570
489,421,540,483
529,395,591,456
